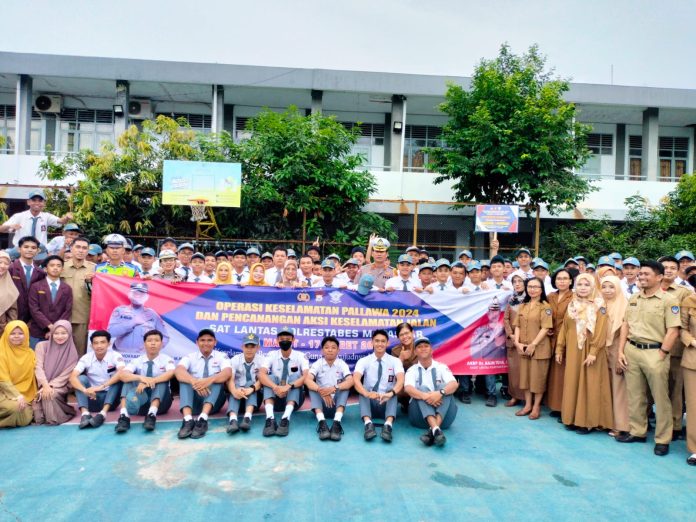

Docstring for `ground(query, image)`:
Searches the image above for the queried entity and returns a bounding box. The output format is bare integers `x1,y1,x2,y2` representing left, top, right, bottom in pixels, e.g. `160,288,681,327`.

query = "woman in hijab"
0,251,19,332
556,273,613,434
277,259,301,288
546,269,574,417
212,261,234,285
244,262,268,287
33,320,79,425
600,275,629,437
503,275,526,407
0,321,36,427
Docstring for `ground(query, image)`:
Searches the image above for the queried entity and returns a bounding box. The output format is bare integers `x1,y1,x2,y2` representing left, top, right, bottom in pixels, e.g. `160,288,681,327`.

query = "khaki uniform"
61,259,96,356
624,289,681,444
513,300,553,394
664,283,690,431
679,295,696,454
357,263,395,290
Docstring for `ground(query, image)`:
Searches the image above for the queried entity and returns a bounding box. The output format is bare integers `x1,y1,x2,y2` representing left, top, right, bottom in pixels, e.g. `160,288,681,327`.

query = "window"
659,136,688,182
340,122,385,167
403,125,444,172
157,113,212,133
628,135,642,181
398,227,456,258
57,108,114,153
586,133,613,155
0,105,44,154
234,116,252,142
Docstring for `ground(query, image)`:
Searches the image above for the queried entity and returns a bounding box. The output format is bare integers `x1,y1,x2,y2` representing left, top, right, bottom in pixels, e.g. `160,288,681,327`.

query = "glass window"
57,108,115,153
403,125,444,172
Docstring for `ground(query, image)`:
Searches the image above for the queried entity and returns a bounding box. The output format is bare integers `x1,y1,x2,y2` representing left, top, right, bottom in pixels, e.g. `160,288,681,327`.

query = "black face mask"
279,340,292,351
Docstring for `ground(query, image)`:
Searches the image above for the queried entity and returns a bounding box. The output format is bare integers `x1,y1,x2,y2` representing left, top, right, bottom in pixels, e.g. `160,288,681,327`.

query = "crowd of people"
0,189,695,463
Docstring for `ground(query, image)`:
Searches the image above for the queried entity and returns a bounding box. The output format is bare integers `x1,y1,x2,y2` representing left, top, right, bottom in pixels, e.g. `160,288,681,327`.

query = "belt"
628,339,661,350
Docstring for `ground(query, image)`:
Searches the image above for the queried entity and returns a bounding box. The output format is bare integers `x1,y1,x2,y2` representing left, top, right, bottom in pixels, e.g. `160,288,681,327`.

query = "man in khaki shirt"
679,265,696,465
617,260,681,456
61,236,95,355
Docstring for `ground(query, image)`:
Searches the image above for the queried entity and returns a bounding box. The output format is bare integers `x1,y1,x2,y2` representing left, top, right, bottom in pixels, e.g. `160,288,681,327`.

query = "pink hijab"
36,320,79,382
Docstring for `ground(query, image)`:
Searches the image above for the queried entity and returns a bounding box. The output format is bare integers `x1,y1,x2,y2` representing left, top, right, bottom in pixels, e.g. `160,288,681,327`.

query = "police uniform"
227,352,266,414
74,350,125,412
624,289,681,444
405,359,458,429
107,283,169,355
177,349,231,415
121,353,176,415
513,300,554,394
308,357,351,415
470,320,506,360
679,294,696,459
262,349,309,408
663,283,691,434
96,262,137,278
354,352,404,419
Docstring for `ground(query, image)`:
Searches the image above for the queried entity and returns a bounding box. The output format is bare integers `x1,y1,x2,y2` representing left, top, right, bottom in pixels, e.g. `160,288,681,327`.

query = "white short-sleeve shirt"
354,352,404,393
4,210,61,247
309,357,351,388
486,278,513,291
262,349,309,382
177,350,231,379
404,360,455,391
385,276,416,291
125,353,175,377
229,352,266,387
74,350,125,388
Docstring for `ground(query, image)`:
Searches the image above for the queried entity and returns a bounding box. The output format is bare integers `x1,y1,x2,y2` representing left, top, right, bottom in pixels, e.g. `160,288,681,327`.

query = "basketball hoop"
189,199,208,222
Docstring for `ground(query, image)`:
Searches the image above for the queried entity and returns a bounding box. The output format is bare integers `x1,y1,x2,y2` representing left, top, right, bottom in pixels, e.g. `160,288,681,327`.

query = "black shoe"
329,420,344,441
90,413,105,428
190,418,208,439
317,420,330,440
460,393,471,404
239,416,252,431
565,424,577,431
226,418,240,434
672,430,684,441
364,422,377,441
143,413,156,431
575,427,590,435
687,454,696,466
654,443,669,456
276,418,290,437
114,414,130,433
79,414,92,429
432,428,446,447
263,417,277,437
381,423,393,443
178,419,195,439
549,410,561,418
500,386,512,400
420,431,435,446
616,433,647,443
485,395,497,407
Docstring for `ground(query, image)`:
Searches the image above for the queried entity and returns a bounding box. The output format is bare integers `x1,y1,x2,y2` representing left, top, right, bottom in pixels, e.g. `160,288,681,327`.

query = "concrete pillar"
310,90,323,115
641,107,659,181
211,85,224,134
691,126,696,175
114,80,129,138
390,95,406,172
615,123,625,180
383,112,392,170
14,74,32,154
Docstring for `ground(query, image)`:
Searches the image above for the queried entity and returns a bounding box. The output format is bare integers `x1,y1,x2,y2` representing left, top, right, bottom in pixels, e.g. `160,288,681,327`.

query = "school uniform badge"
671,306,680,314
600,307,606,314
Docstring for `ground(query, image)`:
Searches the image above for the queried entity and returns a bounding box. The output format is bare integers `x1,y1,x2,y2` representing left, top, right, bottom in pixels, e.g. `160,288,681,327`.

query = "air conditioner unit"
34,94,63,113
128,99,153,119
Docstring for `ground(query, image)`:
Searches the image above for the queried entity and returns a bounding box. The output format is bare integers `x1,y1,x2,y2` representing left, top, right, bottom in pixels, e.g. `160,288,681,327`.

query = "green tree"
429,44,595,214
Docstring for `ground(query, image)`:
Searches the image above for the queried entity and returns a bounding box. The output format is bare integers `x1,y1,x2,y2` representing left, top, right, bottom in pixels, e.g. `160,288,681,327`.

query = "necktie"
236,273,243,283
629,283,635,293
402,280,409,291
50,281,57,301
439,283,445,291
306,277,312,286
680,281,687,286
280,358,290,384
275,270,282,284
244,362,254,387
496,283,503,289
146,360,154,377
417,366,438,391
325,283,332,288
30,216,38,238
371,359,383,392
203,357,210,378
24,264,33,287
475,286,481,292
183,267,190,280
194,277,200,282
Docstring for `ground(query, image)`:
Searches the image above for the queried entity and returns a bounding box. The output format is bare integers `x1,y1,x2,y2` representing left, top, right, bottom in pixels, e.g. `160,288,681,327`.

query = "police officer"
107,282,169,356
226,333,266,434
357,237,393,290
404,337,459,446
617,260,681,456
96,234,138,277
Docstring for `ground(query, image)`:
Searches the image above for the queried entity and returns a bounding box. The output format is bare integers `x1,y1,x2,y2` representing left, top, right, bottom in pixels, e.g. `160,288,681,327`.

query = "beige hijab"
0,251,19,316
600,275,627,344
567,273,604,348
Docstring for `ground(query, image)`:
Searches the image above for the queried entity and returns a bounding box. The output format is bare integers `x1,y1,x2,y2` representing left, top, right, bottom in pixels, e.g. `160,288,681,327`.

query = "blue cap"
622,256,640,267
574,255,587,263
342,258,359,268
533,260,550,271
246,247,260,256
480,259,490,268
287,248,297,258
357,275,374,296
88,244,102,255
435,258,451,269
418,263,434,272
397,254,413,264
458,250,473,259
177,242,194,252
405,245,420,253
129,282,149,293
515,248,532,257
191,252,205,261
28,189,46,200
414,337,431,347
609,252,623,261
512,261,519,268
126,387,149,415
321,259,334,269
675,250,695,262
564,258,579,267
586,263,596,271
140,247,156,257
277,327,293,337
467,260,481,271
451,261,465,269
64,223,81,232
242,333,260,346
597,256,615,267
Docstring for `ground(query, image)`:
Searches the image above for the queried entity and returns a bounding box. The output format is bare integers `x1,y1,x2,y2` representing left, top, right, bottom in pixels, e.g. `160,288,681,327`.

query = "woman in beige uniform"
556,273,613,434
546,269,574,416
513,277,553,420
503,275,526,407
600,275,630,437
679,272,696,465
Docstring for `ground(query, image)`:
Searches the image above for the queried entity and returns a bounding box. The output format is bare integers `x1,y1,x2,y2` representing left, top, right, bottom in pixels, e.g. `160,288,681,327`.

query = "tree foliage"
429,44,595,214
39,110,394,253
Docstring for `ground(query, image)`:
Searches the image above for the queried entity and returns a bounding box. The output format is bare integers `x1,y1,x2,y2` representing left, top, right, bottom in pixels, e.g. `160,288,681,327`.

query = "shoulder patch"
671,305,680,314
600,307,606,314
545,308,552,315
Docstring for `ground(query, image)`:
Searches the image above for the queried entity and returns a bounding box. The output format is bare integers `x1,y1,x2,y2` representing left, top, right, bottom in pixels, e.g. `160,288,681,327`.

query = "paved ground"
1,396,693,521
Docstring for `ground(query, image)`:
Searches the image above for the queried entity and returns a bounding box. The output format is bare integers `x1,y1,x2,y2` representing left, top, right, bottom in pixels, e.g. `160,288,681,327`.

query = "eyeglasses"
527,285,542,289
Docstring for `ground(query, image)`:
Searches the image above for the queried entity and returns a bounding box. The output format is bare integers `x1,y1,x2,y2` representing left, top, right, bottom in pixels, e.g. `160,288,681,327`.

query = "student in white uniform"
175,329,232,440
226,333,266,434
532,260,554,295
486,255,513,290
675,250,695,290
189,252,213,283
69,330,125,430
353,329,405,443
306,336,354,441
114,329,175,433
385,254,417,291
427,259,454,292
258,327,309,437
463,261,486,293
620,257,641,298
404,337,459,446
511,248,535,280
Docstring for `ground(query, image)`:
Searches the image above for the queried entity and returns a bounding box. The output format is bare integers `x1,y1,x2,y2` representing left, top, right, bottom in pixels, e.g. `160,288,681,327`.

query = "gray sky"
3,0,695,88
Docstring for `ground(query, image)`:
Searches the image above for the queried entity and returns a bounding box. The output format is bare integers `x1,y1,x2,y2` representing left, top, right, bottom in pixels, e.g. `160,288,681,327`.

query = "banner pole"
534,205,540,257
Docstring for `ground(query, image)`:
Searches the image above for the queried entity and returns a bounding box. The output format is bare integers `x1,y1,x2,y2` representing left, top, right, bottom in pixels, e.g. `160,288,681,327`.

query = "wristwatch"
439,389,446,396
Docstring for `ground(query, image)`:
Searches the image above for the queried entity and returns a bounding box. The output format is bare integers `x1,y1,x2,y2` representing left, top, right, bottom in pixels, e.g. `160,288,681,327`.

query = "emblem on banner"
297,292,310,302
329,291,343,304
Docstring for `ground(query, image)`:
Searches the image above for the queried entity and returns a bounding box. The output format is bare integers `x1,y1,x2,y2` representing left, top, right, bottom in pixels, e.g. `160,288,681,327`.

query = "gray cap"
242,333,260,346
177,242,194,252
357,274,375,296
246,247,261,256
129,282,149,293
28,189,46,200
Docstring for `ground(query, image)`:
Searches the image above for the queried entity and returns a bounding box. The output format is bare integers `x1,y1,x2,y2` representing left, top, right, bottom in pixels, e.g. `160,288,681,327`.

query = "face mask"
279,340,292,351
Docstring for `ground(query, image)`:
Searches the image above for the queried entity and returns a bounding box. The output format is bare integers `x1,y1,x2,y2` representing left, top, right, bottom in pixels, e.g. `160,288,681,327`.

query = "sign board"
162,160,241,207
475,205,519,233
